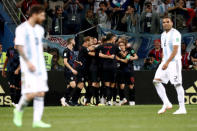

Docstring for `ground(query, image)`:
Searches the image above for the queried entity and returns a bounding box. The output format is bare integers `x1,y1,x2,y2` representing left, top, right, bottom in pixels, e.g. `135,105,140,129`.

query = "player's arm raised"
16,45,36,72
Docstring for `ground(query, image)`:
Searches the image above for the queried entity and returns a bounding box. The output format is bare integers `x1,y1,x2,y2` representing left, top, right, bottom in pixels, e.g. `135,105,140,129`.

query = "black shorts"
89,69,100,82
117,70,126,84
101,69,117,83
7,72,21,88
76,69,87,83
64,71,76,84
125,71,135,85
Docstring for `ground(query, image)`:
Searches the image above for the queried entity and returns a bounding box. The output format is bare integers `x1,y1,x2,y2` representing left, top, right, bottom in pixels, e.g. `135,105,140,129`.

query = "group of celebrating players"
60,33,138,106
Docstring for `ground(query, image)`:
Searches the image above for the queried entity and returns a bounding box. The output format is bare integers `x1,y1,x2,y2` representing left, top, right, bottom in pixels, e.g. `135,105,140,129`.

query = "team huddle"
10,4,187,129
61,34,138,106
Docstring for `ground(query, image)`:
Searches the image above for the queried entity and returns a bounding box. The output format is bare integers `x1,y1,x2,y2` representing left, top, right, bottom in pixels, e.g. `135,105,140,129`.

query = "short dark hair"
29,5,45,17
84,36,91,42
99,1,107,7
67,38,74,45
105,33,116,41
162,15,172,20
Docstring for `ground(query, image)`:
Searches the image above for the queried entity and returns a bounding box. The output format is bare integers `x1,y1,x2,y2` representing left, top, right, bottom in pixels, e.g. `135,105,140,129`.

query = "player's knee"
70,81,76,88
153,79,161,86
37,92,45,97
26,93,35,101
120,84,125,89
104,82,110,87
9,85,15,88
77,82,84,89
129,84,134,89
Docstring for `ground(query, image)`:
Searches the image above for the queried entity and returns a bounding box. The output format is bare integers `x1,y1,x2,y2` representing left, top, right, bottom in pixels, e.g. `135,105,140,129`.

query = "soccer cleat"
100,97,106,105
12,103,16,107
98,103,105,106
113,101,117,106
106,101,113,106
32,121,51,128
129,101,135,106
173,108,187,115
60,97,66,107
120,98,127,105
158,103,173,114
13,109,23,127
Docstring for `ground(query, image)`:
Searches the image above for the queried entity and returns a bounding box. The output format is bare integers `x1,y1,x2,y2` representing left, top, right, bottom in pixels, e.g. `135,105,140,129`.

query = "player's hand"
116,56,120,61
110,55,115,59
72,69,78,75
27,61,36,72
14,69,20,75
2,70,6,78
162,62,169,70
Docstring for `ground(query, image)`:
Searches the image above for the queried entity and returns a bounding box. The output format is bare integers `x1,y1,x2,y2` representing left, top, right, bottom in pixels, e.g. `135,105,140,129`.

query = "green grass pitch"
0,105,197,131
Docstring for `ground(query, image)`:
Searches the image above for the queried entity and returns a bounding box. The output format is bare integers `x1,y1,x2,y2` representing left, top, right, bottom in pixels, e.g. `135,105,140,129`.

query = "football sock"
16,95,29,112
119,88,125,100
175,84,185,109
72,87,81,103
33,97,44,122
153,80,170,105
106,86,112,102
85,86,91,103
129,88,135,101
112,88,117,102
65,86,71,101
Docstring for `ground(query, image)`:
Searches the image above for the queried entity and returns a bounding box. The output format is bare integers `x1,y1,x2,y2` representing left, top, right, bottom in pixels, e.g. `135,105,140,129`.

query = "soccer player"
2,45,21,106
77,37,96,105
116,41,129,106
13,5,51,128
61,38,79,106
153,16,186,115
96,33,120,106
125,43,138,106
87,38,101,105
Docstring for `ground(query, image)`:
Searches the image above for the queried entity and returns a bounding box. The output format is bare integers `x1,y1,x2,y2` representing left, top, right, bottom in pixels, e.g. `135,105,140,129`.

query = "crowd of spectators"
15,0,197,35
11,0,197,71
143,38,197,71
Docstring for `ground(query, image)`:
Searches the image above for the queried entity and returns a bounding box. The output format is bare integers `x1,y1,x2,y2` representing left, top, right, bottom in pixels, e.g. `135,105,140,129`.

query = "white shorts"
154,60,182,85
21,72,49,94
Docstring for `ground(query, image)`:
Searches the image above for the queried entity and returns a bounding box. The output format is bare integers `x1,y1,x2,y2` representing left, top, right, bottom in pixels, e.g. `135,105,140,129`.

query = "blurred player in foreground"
153,16,186,115
13,5,51,128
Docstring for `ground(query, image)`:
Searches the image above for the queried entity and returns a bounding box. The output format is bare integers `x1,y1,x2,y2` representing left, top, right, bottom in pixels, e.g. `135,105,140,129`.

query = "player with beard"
13,5,51,128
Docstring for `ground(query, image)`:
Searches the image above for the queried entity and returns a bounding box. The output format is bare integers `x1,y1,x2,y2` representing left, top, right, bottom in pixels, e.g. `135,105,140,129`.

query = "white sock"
33,97,44,122
154,81,170,105
16,95,29,112
175,85,185,110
